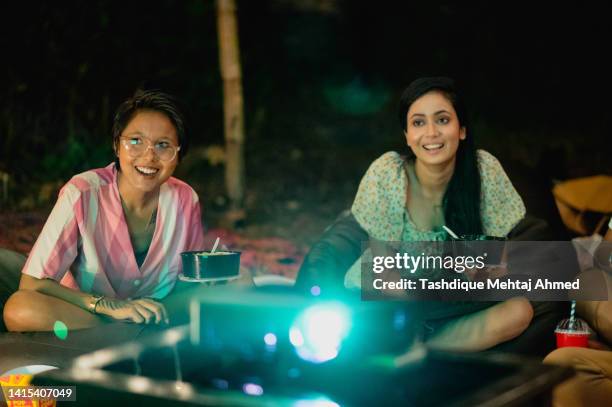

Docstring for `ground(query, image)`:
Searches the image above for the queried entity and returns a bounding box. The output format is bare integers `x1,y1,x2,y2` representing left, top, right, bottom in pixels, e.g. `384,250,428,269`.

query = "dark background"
1,0,610,245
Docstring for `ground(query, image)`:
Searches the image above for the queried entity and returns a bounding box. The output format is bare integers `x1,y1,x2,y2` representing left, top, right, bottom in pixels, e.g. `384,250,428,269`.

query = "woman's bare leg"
425,297,533,351
3,289,106,332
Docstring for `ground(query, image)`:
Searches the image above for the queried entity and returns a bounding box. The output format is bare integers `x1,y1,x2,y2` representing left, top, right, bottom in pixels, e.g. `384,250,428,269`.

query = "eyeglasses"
120,137,181,162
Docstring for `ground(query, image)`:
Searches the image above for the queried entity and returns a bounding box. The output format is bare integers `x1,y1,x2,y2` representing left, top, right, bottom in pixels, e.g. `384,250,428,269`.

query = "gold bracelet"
88,295,104,314
93,296,105,314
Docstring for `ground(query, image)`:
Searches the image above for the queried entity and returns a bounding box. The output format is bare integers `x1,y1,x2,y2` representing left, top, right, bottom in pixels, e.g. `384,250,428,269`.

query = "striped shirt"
22,163,205,299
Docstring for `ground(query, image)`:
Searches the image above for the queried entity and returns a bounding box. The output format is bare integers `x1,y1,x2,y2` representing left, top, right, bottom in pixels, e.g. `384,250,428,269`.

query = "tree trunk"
217,0,246,225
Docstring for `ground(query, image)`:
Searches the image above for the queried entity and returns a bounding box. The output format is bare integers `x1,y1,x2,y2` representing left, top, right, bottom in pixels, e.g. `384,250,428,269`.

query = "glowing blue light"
243,383,264,396
290,302,351,363
264,333,277,346
310,285,321,296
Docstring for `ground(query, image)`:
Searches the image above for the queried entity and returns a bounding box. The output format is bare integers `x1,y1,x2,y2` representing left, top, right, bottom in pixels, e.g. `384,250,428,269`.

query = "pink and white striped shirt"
22,163,205,299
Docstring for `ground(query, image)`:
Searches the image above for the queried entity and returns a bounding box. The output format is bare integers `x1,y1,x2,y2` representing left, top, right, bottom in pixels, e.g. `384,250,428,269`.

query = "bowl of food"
180,250,241,283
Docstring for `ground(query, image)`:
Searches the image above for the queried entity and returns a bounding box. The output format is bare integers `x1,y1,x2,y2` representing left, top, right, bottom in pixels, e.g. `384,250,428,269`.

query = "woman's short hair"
112,89,189,162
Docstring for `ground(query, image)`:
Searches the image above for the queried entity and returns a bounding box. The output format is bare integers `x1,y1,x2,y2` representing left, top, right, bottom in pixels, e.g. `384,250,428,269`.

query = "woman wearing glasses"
3,90,204,331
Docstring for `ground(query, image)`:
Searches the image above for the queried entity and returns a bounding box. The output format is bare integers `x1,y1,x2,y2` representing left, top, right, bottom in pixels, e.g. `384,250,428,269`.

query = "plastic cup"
555,329,590,348
555,317,590,348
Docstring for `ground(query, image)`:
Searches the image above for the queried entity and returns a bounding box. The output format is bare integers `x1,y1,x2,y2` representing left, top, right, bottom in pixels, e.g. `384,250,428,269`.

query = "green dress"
344,149,526,288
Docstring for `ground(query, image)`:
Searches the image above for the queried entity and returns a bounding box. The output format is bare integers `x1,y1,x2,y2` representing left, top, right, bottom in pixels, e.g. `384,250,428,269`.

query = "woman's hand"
95,297,169,324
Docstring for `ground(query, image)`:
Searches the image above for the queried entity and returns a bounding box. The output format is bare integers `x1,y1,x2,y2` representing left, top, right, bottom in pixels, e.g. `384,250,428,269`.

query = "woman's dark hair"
398,77,483,236
112,89,189,168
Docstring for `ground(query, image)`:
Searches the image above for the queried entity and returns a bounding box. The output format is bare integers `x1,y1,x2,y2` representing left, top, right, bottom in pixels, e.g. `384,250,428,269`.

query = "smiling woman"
298,77,533,352
2,90,205,332
116,110,182,264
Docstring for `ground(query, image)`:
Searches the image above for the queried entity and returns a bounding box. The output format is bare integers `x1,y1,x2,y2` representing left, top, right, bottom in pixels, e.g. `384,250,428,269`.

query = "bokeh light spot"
53,320,68,340
264,333,277,346
290,303,351,363
243,383,264,396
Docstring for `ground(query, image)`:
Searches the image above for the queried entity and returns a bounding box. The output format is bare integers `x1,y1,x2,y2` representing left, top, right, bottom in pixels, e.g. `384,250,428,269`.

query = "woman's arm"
19,274,168,324
20,274,93,311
